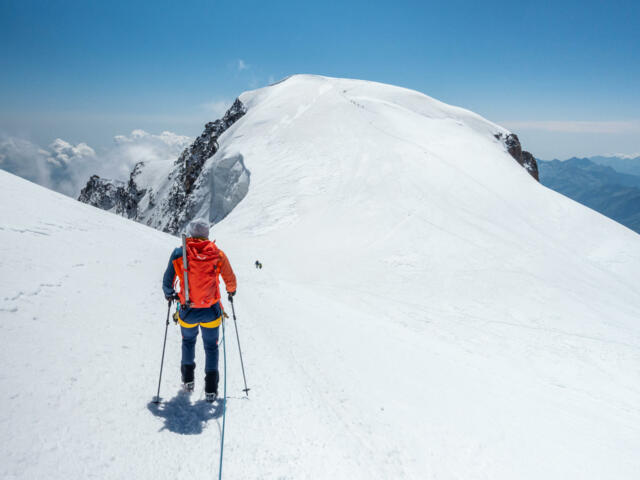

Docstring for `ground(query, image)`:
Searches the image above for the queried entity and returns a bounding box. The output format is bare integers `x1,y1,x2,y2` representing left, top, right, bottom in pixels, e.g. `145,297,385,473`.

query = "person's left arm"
162,247,182,298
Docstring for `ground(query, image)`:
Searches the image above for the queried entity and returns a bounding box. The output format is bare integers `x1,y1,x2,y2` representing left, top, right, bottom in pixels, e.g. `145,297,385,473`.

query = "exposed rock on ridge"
78,99,248,234
494,133,539,181
163,98,247,233
78,163,145,219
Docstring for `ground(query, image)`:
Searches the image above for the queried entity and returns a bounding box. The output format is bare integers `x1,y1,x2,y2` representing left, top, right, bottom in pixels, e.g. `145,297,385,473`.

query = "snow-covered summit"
79,74,537,234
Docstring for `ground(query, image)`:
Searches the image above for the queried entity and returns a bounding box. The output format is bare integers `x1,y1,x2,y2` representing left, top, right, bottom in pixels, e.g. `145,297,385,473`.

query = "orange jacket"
172,238,236,308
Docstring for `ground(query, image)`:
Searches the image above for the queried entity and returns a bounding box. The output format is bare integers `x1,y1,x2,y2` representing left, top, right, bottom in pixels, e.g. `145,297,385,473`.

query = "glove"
165,293,179,302
227,290,236,302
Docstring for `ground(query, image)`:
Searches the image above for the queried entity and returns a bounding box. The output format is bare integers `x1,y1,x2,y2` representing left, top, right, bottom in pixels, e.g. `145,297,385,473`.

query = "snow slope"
2,74,640,479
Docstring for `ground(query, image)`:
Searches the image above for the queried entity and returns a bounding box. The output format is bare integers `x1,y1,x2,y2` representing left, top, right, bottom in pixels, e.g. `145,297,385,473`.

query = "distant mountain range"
538,156,640,233
587,155,640,176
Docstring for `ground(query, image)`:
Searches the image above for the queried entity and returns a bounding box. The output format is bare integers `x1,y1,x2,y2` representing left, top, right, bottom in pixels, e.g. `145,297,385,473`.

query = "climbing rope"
218,315,228,480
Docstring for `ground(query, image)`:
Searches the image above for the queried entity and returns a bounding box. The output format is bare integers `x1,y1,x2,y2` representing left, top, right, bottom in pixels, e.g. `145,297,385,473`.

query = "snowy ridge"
79,75,537,233
2,74,640,479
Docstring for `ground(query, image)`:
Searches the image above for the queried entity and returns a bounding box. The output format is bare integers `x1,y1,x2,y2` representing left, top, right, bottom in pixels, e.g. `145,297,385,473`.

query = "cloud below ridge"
0,130,192,198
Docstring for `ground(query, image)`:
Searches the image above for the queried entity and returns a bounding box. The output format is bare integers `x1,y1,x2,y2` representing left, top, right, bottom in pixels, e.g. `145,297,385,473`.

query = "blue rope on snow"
218,315,228,480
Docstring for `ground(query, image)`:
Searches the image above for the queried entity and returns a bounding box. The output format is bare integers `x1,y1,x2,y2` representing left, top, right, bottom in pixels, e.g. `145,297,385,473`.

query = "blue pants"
177,302,222,373
181,325,220,373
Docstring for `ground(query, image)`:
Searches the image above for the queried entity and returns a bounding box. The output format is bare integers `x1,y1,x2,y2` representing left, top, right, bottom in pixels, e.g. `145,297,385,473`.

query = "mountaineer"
162,219,236,401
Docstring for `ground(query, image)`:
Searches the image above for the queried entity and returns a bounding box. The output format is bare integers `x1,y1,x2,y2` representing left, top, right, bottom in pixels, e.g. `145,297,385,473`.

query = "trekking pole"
229,297,250,396
153,300,173,404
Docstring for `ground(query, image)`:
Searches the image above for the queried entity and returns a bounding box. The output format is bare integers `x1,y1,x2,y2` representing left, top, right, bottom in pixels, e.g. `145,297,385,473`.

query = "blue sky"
1,0,638,158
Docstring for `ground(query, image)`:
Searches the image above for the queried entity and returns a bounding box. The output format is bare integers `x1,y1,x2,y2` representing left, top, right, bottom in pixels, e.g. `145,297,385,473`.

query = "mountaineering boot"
181,364,195,392
205,370,219,402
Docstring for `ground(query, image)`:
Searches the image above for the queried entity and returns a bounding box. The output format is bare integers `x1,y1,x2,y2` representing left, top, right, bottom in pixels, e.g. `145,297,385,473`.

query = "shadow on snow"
147,391,224,435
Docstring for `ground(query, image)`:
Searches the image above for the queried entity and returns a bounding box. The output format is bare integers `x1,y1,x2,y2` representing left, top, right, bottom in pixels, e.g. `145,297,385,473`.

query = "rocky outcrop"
78,169,144,219
162,98,247,233
494,133,539,181
78,99,249,234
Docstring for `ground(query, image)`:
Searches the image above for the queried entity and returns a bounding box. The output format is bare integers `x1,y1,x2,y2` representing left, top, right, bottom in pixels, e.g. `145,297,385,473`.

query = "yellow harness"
173,311,222,329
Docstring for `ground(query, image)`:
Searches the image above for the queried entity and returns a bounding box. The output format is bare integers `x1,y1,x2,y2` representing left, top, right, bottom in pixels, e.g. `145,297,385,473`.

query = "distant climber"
255,260,262,269
162,219,237,401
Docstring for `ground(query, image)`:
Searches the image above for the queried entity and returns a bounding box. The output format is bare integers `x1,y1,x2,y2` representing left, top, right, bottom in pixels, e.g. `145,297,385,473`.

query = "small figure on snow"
255,260,263,269
162,219,237,402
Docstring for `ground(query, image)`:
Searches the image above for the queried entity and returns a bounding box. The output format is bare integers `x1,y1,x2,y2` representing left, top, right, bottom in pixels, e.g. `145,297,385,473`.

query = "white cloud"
606,152,640,159
48,138,96,167
237,59,249,71
0,136,59,189
112,130,190,150
106,129,192,179
0,135,100,196
0,130,192,197
502,120,640,134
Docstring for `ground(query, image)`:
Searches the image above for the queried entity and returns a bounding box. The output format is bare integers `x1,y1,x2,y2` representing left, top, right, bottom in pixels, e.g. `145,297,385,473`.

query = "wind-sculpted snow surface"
2,75,640,479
